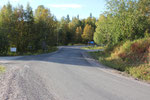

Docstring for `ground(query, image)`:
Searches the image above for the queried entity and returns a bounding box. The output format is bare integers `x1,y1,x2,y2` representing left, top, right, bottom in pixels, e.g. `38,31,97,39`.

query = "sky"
0,0,107,20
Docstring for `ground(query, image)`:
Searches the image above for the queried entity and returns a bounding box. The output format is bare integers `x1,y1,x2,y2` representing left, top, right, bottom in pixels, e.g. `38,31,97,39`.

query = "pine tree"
25,3,34,51
66,14,70,23
0,3,13,54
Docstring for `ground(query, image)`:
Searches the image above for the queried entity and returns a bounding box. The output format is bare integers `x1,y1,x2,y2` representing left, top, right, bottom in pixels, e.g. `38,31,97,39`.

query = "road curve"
0,46,150,100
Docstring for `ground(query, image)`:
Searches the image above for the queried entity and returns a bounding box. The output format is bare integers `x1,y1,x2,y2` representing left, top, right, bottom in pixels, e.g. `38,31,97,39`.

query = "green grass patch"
0,65,5,73
1,46,58,56
81,45,104,50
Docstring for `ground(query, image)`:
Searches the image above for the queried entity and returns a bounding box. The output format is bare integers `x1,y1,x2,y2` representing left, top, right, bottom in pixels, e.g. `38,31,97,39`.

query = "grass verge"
89,51,150,81
81,45,104,50
88,38,150,82
1,46,58,56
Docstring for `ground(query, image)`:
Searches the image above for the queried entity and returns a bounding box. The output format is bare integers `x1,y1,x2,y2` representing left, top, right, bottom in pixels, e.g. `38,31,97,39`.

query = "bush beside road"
89,38,150,82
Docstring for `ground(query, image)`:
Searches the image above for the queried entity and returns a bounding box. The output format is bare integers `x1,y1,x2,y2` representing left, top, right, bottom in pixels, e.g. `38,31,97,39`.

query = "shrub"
89,37,150,81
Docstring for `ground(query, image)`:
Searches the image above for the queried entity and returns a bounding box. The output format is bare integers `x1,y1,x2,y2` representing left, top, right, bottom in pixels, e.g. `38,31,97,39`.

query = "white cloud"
10,0,20,2
28,0,33,1
49,4,82,9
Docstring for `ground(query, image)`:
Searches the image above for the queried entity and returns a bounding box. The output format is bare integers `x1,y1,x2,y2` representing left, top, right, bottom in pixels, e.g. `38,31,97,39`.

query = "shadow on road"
3,47,97,67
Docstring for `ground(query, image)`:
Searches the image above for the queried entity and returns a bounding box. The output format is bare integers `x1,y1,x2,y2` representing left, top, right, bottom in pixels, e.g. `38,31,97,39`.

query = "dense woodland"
94,0,150,46
0,0,149,55
93,0,150,80
0,2,96,55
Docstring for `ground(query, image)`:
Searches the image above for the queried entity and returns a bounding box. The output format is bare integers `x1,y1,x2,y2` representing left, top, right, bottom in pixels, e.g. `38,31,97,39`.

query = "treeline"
1,0,149,55
0,3,58,54
94,0,150,46
0,2,96,55
57,14,96,45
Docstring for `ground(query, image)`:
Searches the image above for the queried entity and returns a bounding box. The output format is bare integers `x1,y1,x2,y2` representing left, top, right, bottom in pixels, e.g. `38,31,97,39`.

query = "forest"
94,0,150,46
0,2,96,55
0,0,149,55
92,0,150,80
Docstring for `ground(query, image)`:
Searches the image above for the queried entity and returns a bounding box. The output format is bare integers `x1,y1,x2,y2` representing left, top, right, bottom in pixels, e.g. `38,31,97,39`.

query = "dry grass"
81,45,104,50
89,38,150,81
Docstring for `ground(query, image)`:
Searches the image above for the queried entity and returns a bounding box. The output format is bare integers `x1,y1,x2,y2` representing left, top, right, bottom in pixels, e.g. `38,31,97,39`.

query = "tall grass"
89,38,150,81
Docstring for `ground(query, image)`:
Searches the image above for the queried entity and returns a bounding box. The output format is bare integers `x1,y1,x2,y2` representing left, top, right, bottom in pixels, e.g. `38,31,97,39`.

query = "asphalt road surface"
0,46,150,100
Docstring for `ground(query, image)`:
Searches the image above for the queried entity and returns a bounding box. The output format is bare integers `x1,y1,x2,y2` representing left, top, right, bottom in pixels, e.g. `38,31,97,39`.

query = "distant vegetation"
0,3,58,55
94,0,150,46
0,2,96,55
0,0,149,55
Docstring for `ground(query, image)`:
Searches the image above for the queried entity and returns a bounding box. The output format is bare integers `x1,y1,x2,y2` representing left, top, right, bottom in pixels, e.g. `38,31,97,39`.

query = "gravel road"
0,46,150,100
